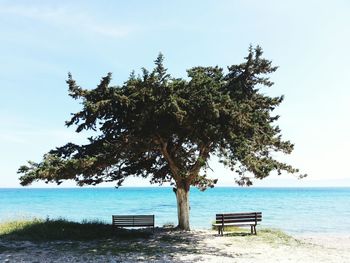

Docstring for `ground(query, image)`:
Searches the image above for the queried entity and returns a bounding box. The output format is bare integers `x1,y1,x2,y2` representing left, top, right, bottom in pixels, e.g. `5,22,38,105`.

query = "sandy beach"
1,229,349,262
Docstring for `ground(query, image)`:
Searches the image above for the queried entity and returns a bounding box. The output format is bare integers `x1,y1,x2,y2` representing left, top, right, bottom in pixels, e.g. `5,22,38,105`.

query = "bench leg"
250,225,257,235
218,226,223,236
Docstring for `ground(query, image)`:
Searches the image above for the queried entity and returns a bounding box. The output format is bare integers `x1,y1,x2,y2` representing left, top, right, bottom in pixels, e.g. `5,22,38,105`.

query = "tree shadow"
0,219,152,241
225,232,254,237
0,221,251,261
144,228,250,260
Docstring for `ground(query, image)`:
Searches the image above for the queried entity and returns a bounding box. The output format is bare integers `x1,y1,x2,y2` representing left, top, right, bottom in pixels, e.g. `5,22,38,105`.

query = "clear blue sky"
0,0,349,187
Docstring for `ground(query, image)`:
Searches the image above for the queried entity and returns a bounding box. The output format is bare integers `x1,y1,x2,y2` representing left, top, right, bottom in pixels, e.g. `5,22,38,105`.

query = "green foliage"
0,218,151,241
211,222,243,232
162,222,176,228
18,46,304,189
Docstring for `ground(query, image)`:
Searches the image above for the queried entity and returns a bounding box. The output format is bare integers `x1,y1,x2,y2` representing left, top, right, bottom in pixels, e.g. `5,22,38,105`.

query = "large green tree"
18,46,304,230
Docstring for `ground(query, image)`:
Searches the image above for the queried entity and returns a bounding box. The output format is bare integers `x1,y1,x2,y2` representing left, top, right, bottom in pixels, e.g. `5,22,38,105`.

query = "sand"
0,229,349,262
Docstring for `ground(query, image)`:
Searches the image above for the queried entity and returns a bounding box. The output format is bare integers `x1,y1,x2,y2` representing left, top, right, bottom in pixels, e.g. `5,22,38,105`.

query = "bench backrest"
216,212,262,225
112,215,154,227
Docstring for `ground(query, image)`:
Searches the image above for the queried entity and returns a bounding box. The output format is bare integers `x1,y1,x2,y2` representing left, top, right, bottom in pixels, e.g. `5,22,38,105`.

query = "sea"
0,187,349,235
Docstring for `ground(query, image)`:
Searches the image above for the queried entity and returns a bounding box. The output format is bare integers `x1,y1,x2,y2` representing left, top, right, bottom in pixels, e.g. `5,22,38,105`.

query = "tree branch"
156,136,180,181
188,144,211,183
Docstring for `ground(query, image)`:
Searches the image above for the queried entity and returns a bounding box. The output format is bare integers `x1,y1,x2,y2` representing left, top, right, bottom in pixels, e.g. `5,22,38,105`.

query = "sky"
0,0,349,187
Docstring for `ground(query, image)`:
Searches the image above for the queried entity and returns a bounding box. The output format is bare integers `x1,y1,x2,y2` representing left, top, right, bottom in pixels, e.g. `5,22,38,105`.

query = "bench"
112,215,155,230
213,212,262,236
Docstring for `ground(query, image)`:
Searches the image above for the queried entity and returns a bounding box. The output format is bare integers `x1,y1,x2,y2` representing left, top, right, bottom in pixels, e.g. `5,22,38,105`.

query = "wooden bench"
112,215,155,230
213,212,262,236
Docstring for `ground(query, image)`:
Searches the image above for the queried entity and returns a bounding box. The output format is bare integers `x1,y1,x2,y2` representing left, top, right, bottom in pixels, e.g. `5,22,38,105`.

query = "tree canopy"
18,46,304,230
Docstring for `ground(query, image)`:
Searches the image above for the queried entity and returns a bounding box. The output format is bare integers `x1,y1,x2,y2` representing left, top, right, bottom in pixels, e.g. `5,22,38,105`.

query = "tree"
18,46,304,230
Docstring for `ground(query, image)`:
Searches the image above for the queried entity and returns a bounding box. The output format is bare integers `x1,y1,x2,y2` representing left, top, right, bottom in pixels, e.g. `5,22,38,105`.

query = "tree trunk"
176,186,190,230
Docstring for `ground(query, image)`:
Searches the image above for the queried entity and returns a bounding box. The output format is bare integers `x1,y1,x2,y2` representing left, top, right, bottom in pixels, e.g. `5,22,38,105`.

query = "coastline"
1,227,349,262
1,186,350,262
1,187,349,233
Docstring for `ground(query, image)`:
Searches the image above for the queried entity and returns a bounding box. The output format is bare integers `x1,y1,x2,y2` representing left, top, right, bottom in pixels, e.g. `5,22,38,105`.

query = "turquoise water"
0,187,349,234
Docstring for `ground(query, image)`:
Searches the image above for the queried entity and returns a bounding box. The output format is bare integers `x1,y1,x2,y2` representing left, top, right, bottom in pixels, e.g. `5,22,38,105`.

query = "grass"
257,228,302,245
0,218,152,241
0,218,198,257
211,223,300,245
211,222,253,235
0,218,302,258
162,222,176,228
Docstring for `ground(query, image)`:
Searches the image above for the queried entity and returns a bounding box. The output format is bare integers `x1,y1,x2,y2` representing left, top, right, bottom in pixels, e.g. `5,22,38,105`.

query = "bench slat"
216,216,262,220
216,213,261,217
216,213,262,217
112,216,154,219
216,216,262,219
217,212,262,215
116,224,153,227
216,219,261,224
216,216,262,221
112,215,154,229
213,222,256,226
113,219,153,223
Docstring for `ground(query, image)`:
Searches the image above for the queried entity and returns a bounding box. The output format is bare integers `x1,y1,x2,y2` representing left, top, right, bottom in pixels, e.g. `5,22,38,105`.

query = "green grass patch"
211,223,299,244
0,219,200,257
212,225,245,232
0,218,152,241
257,228,301,245
0,219,301,257
162,222,175,228
222,227,301,245
211,222,253,235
